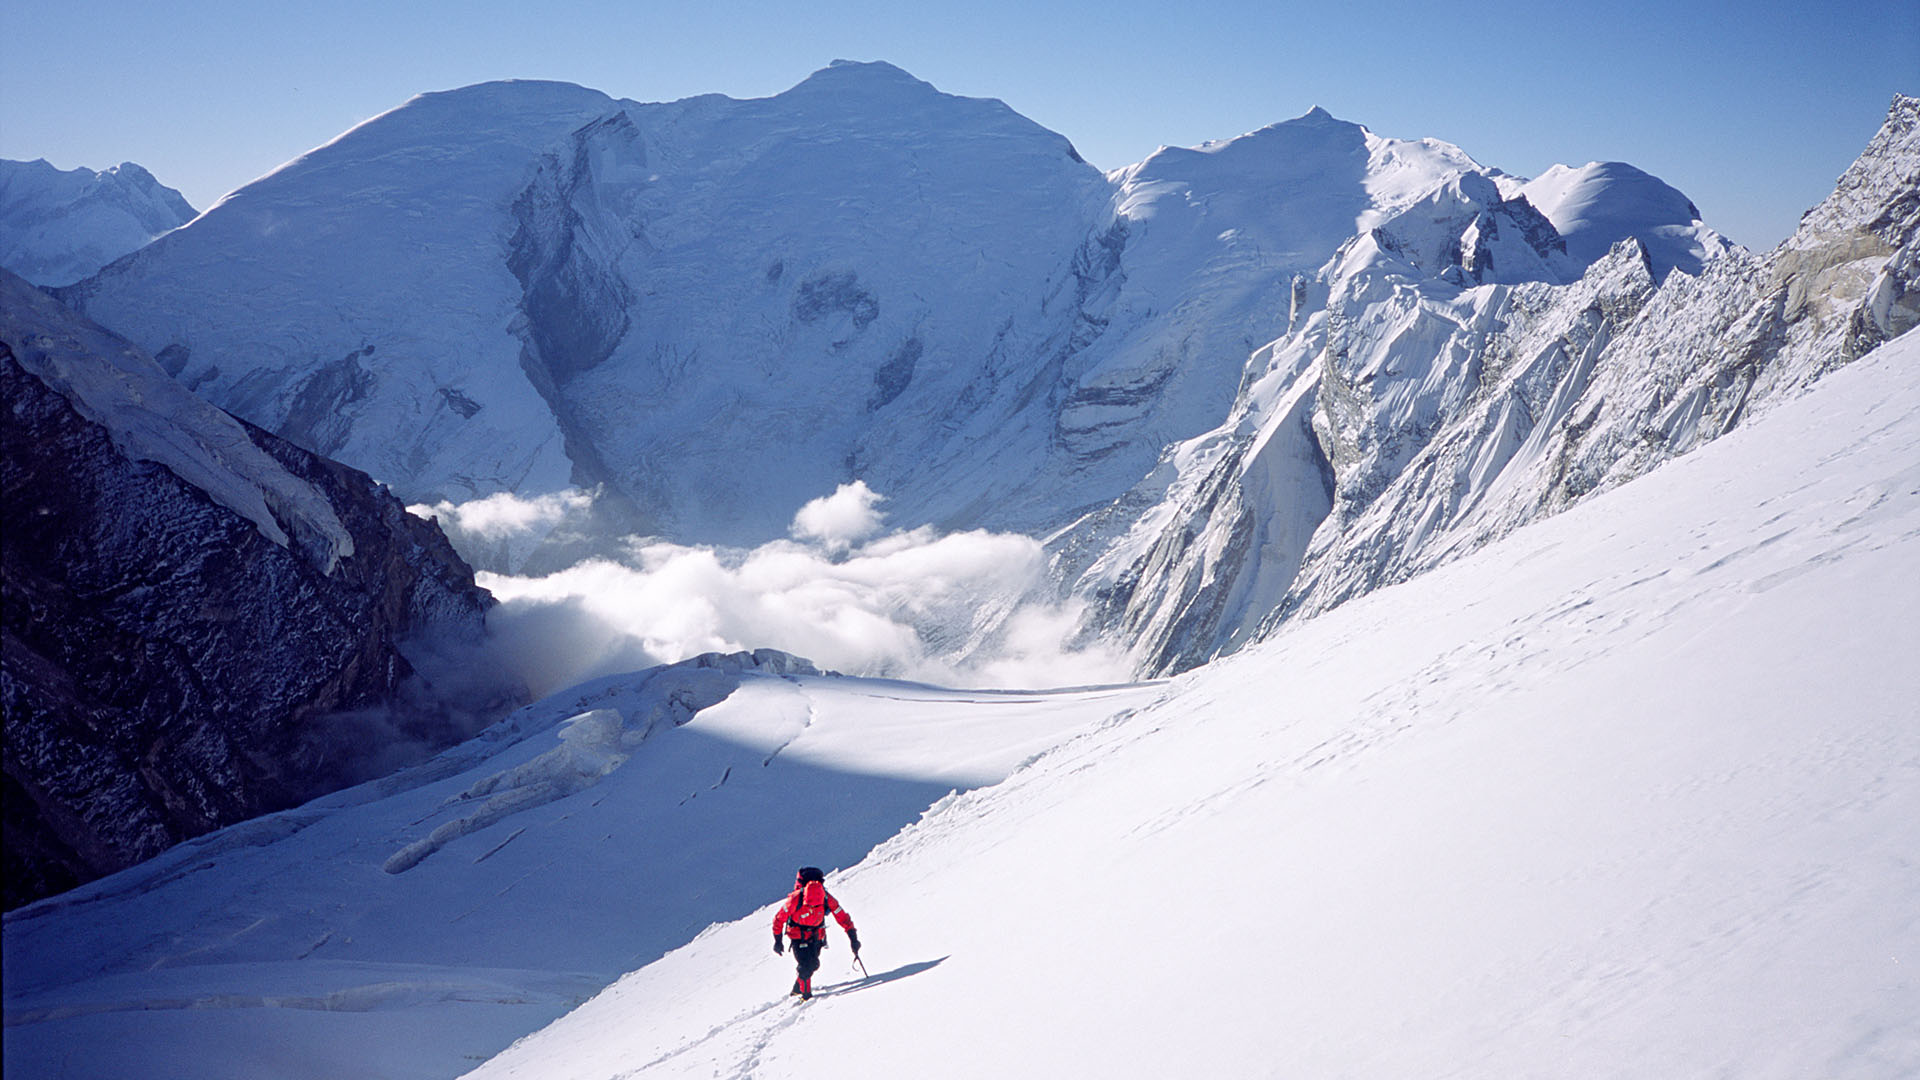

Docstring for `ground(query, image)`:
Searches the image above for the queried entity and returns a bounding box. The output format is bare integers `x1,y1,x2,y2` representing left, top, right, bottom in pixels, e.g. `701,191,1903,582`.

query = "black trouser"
791,937,824,989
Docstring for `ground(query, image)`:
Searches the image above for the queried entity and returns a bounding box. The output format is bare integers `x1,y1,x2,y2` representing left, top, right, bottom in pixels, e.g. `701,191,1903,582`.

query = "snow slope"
469,327,1920,1079
0,159,196,287
0,650,1155,1080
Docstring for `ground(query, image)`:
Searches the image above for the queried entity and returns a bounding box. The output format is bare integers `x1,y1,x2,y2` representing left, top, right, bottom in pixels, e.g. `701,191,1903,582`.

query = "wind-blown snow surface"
0,159,196,287
470,329,1920,1079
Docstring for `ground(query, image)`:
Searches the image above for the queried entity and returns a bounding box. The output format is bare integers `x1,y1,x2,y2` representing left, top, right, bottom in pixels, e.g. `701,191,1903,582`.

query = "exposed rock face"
1073,94,1920,676
1,273,508,908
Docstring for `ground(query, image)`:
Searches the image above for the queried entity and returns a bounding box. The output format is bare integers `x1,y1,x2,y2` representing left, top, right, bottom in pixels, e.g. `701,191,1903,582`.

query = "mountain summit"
64,67,1702,557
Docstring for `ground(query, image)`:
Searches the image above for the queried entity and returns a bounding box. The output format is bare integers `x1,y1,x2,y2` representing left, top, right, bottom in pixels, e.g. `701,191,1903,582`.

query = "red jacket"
773,880,856,942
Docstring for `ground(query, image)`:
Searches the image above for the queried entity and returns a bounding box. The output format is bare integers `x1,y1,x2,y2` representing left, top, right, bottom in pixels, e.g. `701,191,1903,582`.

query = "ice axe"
852,952,869,979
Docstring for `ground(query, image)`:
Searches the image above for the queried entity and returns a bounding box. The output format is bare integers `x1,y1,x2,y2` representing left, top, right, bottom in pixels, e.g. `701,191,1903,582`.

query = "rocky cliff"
2,271,512,908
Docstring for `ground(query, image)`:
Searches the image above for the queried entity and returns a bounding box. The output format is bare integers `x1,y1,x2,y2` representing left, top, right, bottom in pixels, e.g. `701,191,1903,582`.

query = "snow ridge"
2,269,353,570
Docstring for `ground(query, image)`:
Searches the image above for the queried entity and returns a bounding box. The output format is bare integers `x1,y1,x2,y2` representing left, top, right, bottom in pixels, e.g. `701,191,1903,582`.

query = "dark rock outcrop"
2,274,513,909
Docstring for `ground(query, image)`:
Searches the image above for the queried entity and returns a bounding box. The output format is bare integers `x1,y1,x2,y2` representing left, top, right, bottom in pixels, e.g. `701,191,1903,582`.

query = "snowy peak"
1109,105,1425,277
0,158,197,287
767,59,1088,163
1522,161,1700,234
805,58,940,93
1516,159,1730,280
1357,169,1576,286
97,161,196,222
1123,105,1370,187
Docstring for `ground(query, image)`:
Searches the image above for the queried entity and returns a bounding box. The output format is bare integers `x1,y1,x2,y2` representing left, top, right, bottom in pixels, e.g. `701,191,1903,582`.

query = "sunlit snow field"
460,330,1920,1078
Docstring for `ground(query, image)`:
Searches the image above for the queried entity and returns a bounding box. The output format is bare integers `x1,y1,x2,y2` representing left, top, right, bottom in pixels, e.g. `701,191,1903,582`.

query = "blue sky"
3,0,1912,248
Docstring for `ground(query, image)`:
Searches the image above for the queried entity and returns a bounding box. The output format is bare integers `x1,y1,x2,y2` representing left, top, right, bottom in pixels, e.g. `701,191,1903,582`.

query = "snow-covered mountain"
0,270,509,908
6,319,1914,1080
1509,160,1734,280
0,159,196,288
1069,94,1918,675
61,63,1722,555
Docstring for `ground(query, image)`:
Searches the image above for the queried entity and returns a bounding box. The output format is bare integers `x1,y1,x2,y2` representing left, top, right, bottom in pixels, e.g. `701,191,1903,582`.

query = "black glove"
773,936,784,955
848,931,861,954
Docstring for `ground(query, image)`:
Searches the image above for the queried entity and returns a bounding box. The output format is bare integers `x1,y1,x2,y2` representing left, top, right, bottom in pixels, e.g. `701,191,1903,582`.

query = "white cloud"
408,489,602,575
789,480,886,551
445,484,1131,699
410,489,593,541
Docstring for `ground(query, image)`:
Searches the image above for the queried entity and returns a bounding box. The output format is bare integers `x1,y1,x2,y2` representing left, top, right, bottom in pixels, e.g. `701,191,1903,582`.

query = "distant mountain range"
46,67,1915,679
51,65,1721,543
0,159,196,288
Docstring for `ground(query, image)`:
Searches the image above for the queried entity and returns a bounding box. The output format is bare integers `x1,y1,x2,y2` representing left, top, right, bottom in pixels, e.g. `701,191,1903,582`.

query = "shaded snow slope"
470,327,1920,1080
1,650,1154,1079
0,159,195,287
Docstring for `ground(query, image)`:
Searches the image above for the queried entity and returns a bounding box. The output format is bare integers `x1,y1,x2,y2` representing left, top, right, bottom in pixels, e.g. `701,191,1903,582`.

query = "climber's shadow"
815,956,948,998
